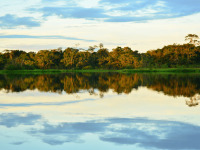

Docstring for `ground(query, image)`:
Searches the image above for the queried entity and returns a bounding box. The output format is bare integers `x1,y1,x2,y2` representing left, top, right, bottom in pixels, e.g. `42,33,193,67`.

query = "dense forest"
0,34,200,70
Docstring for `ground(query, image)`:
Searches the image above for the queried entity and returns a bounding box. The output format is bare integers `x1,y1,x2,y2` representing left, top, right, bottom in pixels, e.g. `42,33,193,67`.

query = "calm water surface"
0,73,200,150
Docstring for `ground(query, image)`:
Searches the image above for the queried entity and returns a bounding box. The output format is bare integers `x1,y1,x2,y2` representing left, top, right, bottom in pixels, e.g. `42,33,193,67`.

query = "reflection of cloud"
0,113,41,128
0,98,96,108
29,121,110,145
42,137,77,145
29,118,200,149
11,141,26,145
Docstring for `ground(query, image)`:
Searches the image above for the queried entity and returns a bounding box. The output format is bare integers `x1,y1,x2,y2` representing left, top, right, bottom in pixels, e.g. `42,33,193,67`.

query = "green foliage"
0,42,200,70
4,64,23,70
4,64,35,70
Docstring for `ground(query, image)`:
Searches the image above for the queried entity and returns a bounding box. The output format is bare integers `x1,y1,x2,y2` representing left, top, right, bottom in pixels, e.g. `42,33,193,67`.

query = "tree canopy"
0,35,200,70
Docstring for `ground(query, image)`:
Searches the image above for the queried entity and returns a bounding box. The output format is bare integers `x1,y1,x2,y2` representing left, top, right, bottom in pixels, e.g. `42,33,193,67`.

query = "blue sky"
0,0,200,52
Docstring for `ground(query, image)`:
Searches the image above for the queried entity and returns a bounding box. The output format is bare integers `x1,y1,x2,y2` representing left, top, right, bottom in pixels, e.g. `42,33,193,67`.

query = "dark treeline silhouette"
1,73,200,98
0,43,200,70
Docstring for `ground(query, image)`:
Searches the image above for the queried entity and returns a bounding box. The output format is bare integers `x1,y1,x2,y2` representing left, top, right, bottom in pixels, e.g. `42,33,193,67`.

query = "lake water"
0,73,200,150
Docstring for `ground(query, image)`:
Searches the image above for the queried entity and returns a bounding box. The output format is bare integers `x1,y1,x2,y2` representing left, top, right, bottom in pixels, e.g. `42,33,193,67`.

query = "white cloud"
0,0,200,52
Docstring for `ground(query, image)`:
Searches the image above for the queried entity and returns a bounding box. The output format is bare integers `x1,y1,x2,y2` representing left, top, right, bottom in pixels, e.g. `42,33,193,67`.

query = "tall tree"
185,34,200,46
61,48,79,69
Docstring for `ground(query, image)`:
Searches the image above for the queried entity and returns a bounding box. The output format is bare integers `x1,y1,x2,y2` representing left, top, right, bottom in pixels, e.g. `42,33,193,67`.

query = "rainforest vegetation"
0,34,200,70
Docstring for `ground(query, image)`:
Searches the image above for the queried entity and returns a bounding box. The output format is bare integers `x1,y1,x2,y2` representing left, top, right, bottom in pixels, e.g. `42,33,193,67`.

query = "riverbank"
0,69,118,74
121,68,200,73
0,68,200,74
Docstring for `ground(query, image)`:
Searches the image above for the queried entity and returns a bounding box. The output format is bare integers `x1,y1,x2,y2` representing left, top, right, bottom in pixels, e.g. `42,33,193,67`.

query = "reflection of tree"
186,95,200,107
0,73,141,94
0,73,200,107
144,74,200,97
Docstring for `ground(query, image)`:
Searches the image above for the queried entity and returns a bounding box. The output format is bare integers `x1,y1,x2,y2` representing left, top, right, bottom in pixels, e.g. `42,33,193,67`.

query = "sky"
0,0,200,52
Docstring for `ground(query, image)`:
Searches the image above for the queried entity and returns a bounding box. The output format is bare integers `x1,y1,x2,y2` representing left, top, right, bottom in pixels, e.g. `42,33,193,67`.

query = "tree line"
0,34,200,70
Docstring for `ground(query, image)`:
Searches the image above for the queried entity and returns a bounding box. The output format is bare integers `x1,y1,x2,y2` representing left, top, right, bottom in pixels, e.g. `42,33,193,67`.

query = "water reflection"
1,73,200,150
36,118,200,149
0,113,41,127
186,94,200,107
0,73,200,99
0,113,200,150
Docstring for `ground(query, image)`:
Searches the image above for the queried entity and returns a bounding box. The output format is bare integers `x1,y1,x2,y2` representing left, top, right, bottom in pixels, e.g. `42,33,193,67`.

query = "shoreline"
0,68,200,74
